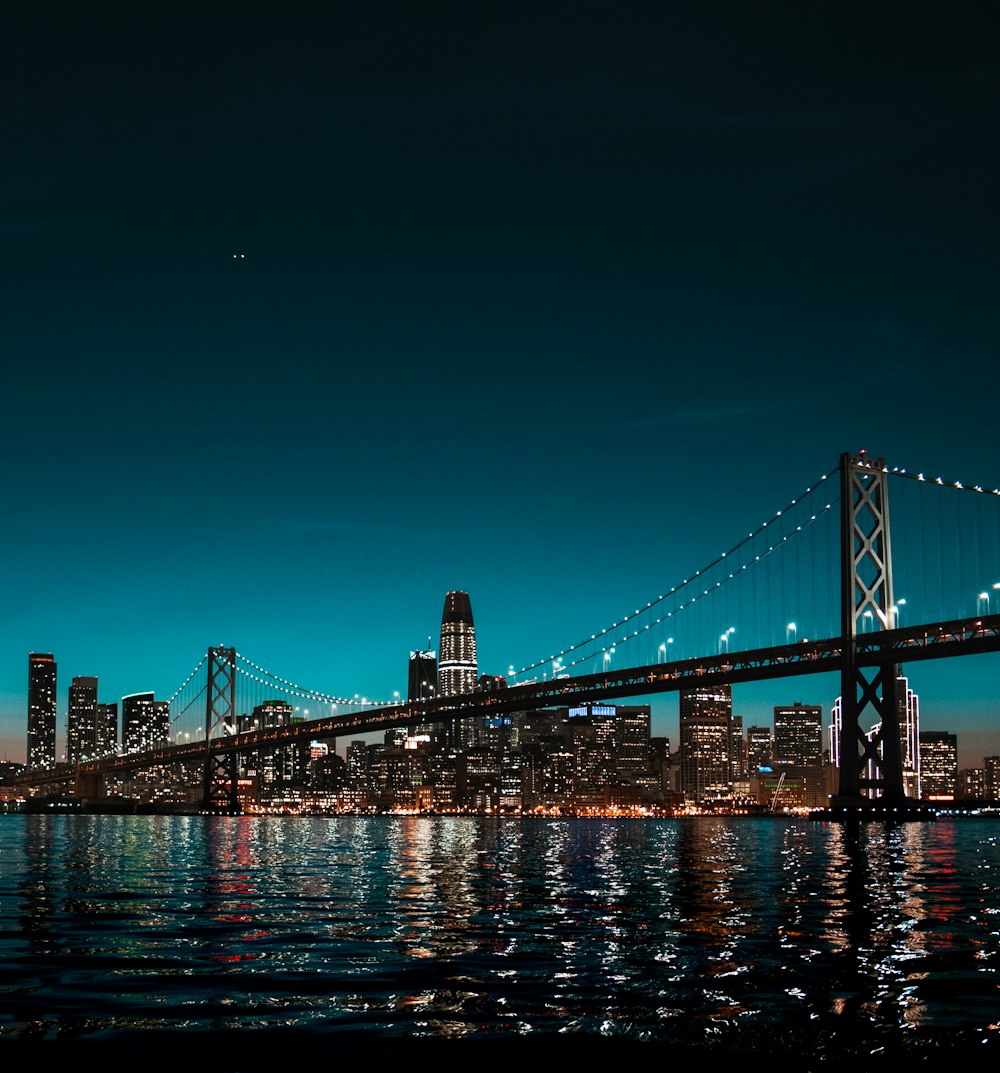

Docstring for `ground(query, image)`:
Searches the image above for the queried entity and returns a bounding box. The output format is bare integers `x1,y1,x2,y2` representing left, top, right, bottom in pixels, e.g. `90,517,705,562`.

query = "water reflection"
0,815,997,1052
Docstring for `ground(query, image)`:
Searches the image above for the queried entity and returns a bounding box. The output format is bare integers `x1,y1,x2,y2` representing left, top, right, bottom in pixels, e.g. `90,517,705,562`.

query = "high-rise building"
121,693,170,754
746,725,772,773
919,732,957,801
679,684,732,805
897,672,921,798
985,756,1000,802
773,703,824,767
438,591,478,750
27,653,57,768
387,648,438,749
409,649,438,702
438,591,477,696
96,703,118,757
67,676,99,763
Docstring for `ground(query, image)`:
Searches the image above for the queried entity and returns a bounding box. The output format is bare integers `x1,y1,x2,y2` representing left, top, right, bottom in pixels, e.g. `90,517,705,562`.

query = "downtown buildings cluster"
6,590,1000,814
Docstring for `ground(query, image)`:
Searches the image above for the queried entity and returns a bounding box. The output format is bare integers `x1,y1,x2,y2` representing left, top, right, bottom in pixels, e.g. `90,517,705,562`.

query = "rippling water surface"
1,815,998,1058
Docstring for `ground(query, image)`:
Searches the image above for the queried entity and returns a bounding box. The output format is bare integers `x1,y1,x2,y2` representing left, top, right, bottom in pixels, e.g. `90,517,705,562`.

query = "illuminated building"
773,703,823,767
67,676,99,762
27,652,57,768
985,755,1000,802
919,731,957,801
679,684,732,805
96,703,118,757
773,703,826,807
438,591,478,750
386,648,438,748
240,700,307,795
409,649,438,702
897,673,921,798
121,693,170,754
747,725,772,773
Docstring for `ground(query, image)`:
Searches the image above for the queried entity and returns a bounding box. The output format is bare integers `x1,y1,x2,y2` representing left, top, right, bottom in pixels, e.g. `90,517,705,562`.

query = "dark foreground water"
1,815,998,1063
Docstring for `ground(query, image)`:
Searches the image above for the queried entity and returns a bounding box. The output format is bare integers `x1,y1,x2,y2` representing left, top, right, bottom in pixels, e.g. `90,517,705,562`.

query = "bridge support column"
76,770,106,800
833,453,908,808
203,646,240,814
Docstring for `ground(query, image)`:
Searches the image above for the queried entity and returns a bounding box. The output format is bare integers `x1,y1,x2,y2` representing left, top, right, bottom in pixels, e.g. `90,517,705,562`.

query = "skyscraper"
122,693,170,754
919,731,958,801
27,652,57,768
67,675,99,763
408,649,438,702
438,591,477,750
438,591,477,696
773,703,824,767
679,684,732,805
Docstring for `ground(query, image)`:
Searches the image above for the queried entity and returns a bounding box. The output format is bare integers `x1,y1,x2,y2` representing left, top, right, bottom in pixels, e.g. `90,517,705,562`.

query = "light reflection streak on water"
0,815,998,1049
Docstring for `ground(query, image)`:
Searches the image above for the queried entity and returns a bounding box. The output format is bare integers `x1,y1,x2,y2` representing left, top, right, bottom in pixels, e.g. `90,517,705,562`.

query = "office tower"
121,693,170,753
247,700,306,792
438,591,477,696
746,725,772,773
829,697,842,767
96,703,118,757
985,756,1000,802
27,653,57,768
773,702,826,808
919,731,958,801
409,649,438,702
67,676,99,762
773,703,824,767
386,648,438,749
897,672,921,798
438,591,477,750
679,684,732,805
730,714,746,781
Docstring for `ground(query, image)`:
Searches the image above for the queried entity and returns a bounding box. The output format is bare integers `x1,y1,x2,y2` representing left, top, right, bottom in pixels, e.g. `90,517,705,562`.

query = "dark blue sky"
2,3,999,763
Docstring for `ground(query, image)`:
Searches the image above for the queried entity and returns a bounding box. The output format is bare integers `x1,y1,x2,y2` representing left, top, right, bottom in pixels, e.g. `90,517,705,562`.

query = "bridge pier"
203,647,241,814
832,453,917,812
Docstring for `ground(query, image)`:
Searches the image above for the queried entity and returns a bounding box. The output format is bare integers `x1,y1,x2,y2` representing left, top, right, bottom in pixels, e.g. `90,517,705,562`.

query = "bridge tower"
203,645,240,814
834,453,906,807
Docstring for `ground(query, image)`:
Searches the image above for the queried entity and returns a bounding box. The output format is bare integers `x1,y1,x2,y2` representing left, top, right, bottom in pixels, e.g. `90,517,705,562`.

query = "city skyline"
2,8,998,764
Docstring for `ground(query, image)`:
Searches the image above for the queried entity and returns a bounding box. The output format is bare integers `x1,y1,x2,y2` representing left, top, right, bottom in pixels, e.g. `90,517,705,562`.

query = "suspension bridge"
13,451,1000,813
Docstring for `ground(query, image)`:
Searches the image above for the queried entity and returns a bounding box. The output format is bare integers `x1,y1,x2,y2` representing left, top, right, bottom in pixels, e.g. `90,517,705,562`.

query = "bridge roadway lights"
812,800,937,822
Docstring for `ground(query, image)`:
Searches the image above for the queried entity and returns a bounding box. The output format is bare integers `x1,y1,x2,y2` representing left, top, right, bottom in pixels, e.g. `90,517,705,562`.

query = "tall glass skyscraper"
679,683,732,805
438,591,477,697
438,591,478,750
27,652,57,768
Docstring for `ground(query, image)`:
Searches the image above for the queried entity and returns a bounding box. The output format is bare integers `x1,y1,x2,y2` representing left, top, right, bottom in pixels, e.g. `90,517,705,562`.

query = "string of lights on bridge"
235,652,396,708
888,465,1000,496
162,455,1000,714
510,466,840,683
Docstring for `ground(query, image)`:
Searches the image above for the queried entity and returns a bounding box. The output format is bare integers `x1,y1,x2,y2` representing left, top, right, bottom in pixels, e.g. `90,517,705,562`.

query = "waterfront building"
121,693,170,754
679,684,732,805
96,703,118,757
746,725,772,773
438,591,478,750
897,673,921,798
385,648,438,748
828,697,842,767
774,703,823,767
67,676,99,762
239,700,307,795
985,756,1000,802
919,731,958,801
27,653,57,768
729,715,747,782
957,767,986,800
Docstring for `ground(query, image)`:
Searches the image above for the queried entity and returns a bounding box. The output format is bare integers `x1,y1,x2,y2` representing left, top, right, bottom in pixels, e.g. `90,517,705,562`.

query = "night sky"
2,3,999,764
